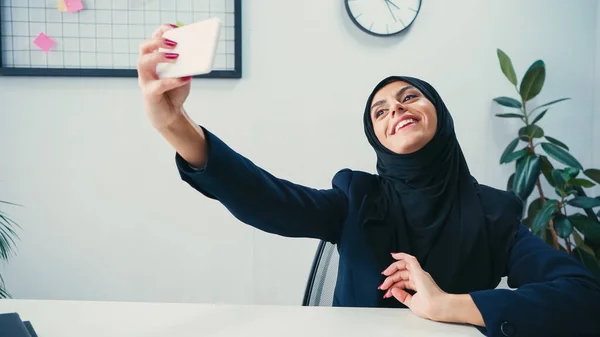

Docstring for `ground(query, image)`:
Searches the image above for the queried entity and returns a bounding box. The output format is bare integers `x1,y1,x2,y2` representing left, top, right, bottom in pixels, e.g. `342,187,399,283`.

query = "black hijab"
362,76,522,300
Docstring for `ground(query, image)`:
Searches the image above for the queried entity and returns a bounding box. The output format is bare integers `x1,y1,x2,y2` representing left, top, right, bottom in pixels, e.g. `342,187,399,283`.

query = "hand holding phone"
156,17,222,79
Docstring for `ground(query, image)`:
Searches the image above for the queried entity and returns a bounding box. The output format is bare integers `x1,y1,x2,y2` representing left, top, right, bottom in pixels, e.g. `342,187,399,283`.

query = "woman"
137,24,600,337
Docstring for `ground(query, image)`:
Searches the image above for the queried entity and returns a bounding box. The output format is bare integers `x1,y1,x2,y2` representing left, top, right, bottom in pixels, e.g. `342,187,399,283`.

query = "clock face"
345,0,422,37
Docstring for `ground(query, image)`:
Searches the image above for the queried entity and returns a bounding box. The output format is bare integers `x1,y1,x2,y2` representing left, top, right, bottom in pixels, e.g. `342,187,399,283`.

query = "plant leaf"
583,169,600,184
495,113,524,119
552,169,566,191
570,213,600,243
544,136,569,151
519,60,546,102
506,173,515,192
572,229,596,256
571,178,596,188
562,186,579,198
0,212,19,260
497,49,518,86
568,197,600,209
572,248,600,280
0,200,22,207
532,199,558,235
563,167,580,180
553,213,574,238
527,198,544,222
493,97,522,109
518,125,544,140
0,285,10,299
530,109,548,125
513,155,541,201
530,98,571,113
539,155,555,186
541,142,583,169
503,148,528,164
500,138,520,164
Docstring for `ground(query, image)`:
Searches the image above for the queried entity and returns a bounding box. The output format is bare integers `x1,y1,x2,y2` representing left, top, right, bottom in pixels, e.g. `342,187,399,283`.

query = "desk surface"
0,299,482,337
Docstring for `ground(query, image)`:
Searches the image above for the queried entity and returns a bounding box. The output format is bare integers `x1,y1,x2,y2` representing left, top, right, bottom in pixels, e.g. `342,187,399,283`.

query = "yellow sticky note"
57,0,67,12
176,21,185,27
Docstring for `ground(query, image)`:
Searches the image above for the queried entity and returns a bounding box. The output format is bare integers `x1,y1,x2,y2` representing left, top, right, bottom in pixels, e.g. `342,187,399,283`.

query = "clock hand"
387,0,401,10
384,0,397,22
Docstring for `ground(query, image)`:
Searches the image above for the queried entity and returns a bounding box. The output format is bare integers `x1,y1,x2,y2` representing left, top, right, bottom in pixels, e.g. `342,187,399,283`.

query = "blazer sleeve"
174,127,348,244
469,224,600,337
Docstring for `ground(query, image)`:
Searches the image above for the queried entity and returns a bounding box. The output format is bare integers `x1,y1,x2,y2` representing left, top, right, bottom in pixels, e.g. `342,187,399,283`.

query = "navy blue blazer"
175,129,600,337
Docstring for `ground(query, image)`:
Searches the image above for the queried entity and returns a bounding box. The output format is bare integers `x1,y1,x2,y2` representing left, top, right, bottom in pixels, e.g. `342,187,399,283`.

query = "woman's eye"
376,109,387,118
403,94,417,102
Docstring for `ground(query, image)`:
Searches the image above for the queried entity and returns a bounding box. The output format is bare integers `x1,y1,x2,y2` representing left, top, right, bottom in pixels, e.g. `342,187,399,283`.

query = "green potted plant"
492,49,600,279
0,199,20,298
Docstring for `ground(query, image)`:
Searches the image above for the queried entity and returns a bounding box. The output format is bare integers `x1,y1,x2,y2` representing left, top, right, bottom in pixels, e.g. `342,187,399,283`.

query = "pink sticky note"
33,33,55,52
65,0,84,13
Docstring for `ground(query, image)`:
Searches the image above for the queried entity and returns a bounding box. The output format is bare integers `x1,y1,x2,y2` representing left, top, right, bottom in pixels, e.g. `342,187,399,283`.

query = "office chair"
302,240,340,306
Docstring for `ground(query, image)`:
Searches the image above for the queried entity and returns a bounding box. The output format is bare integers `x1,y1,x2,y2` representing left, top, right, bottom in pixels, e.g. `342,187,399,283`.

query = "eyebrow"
370,85,416,113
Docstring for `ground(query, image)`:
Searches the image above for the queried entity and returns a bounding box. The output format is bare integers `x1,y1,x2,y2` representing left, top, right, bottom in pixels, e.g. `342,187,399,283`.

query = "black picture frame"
0,0,242,79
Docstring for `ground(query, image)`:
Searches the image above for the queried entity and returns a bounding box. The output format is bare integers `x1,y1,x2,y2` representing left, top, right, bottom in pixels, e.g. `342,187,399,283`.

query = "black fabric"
0,313,32,337
362,76,519,295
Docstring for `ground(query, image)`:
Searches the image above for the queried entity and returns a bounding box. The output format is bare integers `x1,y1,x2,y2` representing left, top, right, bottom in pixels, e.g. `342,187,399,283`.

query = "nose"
391,100,407,116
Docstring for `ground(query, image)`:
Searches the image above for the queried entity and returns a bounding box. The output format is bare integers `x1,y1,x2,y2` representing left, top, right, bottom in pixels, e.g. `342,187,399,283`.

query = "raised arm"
469,224,600,337
174,125,348,242
137,24,348,243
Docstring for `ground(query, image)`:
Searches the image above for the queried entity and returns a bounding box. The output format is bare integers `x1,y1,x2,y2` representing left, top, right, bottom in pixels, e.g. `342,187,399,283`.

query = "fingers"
152,23,179,39
383,280,413,298
382,259,407,276
144,76,192,99
379,269,411,290
139,36,177,56
391,287,413,307
390,252,422,271
138,51,180,82
137,23,179,82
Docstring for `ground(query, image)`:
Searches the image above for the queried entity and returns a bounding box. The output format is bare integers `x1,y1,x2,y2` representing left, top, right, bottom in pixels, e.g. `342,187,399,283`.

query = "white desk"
0,299,482,337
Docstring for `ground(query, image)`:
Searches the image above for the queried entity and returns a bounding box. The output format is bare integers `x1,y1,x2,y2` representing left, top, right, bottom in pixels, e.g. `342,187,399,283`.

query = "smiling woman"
136,27,600,336
368,82,437,154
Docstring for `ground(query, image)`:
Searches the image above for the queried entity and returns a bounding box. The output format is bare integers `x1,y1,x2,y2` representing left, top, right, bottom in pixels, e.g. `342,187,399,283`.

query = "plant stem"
523,100,560,250
562,204,572,254
565,237,573,254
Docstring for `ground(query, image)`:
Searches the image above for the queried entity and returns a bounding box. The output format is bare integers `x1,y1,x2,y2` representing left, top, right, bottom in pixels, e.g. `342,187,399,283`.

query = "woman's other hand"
380,253,448,321
380,252,485,327
137,24,192,130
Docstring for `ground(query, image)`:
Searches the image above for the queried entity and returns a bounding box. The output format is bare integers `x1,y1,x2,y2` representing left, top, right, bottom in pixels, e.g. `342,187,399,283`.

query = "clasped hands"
379,253,484,327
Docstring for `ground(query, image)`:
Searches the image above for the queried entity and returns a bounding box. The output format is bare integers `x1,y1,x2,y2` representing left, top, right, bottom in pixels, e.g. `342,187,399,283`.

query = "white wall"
0,0,598,305
595,1,600,182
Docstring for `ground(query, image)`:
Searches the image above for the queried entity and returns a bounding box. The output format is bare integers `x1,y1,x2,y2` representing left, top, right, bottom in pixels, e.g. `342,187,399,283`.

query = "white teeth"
396,119,416,132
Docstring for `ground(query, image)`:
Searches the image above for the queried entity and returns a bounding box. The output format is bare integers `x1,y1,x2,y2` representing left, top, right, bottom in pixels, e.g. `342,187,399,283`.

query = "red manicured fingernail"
165,53,179,59
169,24,178,28
164,38,177,46
181,76,193,81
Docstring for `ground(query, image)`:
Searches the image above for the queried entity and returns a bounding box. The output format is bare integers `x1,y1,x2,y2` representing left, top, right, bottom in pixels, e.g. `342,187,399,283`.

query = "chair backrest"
302,240,340,306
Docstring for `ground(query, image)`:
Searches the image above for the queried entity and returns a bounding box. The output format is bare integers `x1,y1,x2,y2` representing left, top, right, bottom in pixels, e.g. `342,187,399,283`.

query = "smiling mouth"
394,118,418,134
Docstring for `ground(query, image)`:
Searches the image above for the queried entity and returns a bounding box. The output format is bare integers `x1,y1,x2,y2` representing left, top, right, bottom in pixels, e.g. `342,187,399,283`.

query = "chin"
388,139,425,155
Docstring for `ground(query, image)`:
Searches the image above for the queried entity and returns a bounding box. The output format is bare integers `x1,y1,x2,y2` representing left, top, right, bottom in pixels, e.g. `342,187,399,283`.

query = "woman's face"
369,81,437,154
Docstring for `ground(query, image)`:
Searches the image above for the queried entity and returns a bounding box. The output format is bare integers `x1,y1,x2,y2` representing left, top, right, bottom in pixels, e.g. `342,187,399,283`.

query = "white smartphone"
156,17,222,79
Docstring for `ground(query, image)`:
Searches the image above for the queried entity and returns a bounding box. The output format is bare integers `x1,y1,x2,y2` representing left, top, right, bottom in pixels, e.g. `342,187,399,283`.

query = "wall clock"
345,0,422,37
